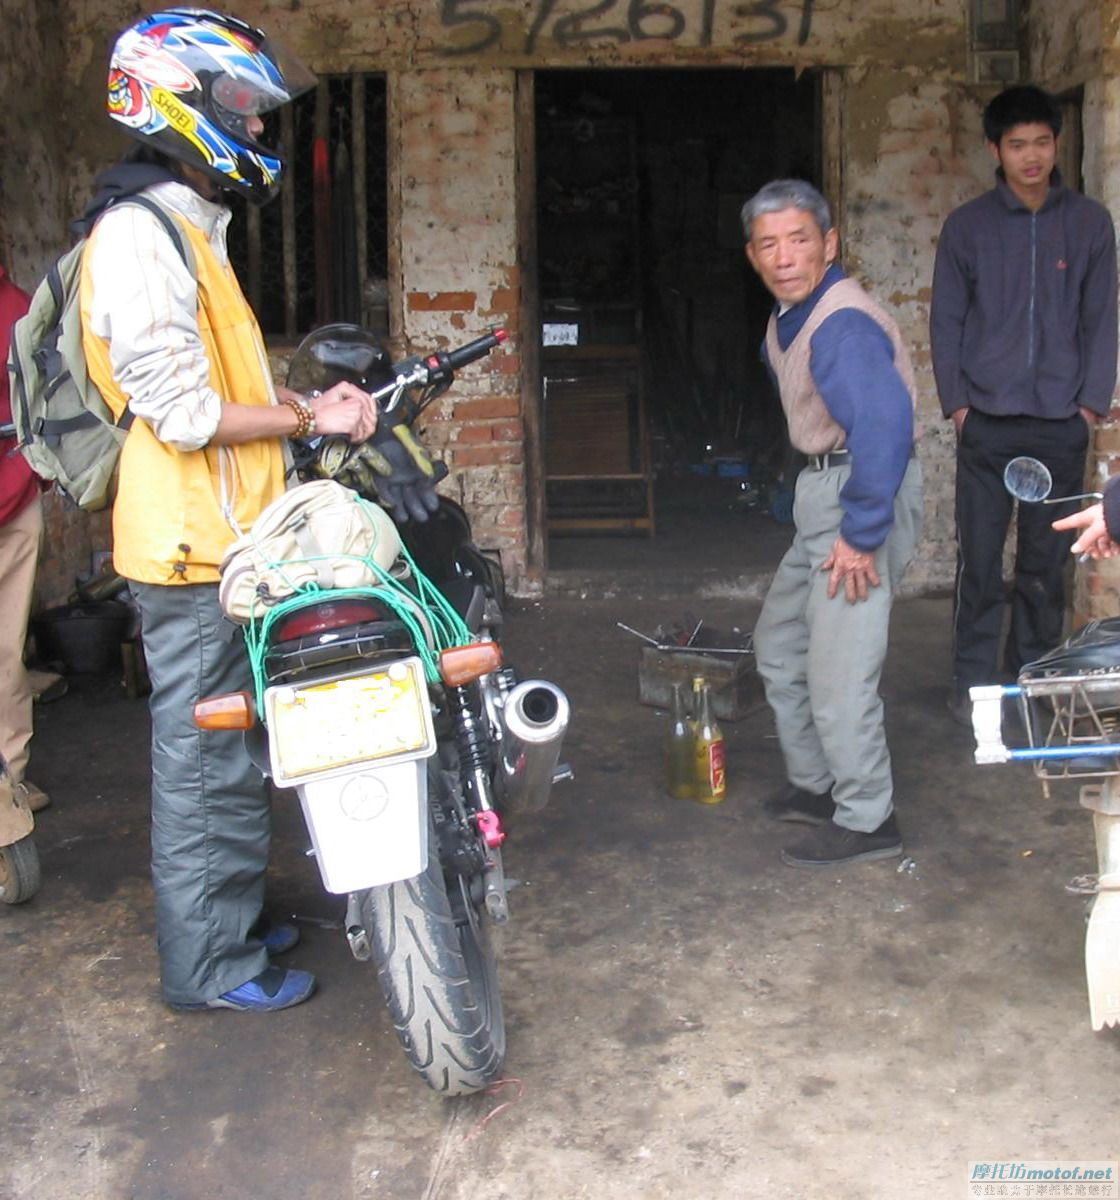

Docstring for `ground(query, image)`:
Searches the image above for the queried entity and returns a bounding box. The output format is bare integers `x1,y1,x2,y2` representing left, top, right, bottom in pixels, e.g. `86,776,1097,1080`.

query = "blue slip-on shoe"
173,966,317,1012
261,922,300,956
249,915,300,956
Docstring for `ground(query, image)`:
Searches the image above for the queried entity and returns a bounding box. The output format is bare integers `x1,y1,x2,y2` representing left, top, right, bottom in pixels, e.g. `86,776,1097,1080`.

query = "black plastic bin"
32,601,132,675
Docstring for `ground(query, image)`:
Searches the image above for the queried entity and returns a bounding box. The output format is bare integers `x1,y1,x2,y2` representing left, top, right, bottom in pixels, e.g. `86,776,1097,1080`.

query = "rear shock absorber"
448,686,507,923
448,685,503,846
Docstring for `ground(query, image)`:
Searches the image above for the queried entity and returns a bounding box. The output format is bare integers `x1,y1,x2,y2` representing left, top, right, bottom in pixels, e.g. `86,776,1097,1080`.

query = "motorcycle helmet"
106,8,316,205
285,324,395,396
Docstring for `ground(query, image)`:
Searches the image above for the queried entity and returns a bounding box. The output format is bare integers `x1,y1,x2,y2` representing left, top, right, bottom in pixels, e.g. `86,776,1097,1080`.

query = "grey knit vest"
764,277,917,455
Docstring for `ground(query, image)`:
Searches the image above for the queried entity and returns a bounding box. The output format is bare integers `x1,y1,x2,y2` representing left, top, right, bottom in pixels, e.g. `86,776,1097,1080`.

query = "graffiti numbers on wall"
438,0,815,56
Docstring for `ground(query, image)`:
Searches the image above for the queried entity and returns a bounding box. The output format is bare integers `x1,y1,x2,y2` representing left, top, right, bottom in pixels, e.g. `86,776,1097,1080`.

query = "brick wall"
392,69,529,587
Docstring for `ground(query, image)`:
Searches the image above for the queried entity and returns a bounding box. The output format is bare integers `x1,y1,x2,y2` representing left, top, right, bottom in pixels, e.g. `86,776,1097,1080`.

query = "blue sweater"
762,265,914,552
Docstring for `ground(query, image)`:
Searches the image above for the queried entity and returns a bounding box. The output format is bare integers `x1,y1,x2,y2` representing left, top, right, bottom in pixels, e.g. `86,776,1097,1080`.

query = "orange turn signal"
439,641,503,687
193,691,257,731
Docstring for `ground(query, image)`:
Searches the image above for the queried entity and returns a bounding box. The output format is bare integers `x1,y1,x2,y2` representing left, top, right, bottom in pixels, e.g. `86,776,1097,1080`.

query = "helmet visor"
212,73,290,118
208,35,316,160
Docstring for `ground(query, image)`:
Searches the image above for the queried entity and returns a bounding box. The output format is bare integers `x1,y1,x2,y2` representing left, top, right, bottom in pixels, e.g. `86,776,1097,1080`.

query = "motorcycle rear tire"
364,816,506,1095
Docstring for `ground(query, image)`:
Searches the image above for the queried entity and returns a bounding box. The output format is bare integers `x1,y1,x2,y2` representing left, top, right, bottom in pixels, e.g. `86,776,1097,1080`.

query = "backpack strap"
104,195,198,433
116,194,196,278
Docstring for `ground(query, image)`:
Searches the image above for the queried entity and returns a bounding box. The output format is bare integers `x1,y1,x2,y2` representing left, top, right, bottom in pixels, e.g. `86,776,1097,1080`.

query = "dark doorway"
534,68,820,580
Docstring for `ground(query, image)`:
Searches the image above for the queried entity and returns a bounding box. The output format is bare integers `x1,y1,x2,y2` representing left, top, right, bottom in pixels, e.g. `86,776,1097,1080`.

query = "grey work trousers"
753,458,923,833
129,581,270,1006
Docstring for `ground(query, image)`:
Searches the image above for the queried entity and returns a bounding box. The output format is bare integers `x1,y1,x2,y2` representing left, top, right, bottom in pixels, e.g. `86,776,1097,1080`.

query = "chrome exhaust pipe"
499,679,570,813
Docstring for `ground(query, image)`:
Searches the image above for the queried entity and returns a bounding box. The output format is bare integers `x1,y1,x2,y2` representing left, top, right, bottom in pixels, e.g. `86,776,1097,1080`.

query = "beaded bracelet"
281,396,316,440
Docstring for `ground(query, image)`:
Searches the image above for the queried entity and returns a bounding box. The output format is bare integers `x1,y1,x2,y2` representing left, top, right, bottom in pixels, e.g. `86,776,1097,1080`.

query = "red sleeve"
0,269,42,522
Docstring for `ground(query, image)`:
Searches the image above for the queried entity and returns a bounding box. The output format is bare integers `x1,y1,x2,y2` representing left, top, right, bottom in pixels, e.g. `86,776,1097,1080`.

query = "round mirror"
1003,456,1053,503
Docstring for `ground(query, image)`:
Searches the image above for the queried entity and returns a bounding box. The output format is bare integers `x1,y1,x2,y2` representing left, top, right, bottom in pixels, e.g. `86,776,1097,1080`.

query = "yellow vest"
81,211,286,584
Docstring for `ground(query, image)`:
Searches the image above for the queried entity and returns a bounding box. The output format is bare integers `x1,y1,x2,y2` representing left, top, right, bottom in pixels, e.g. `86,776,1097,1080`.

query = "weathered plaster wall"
9,0,1040,599
392,68,527,582
1075,74,1120,623
1028,0,1102,93
845,72,990,593
1031,3,1120,624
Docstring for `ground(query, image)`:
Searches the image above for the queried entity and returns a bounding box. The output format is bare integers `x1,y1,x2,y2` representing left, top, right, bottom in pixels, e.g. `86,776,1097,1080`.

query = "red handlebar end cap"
494,328,509,343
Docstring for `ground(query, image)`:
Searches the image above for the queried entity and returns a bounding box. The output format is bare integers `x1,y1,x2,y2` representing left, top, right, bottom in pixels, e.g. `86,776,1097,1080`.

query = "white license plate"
264,657,435,786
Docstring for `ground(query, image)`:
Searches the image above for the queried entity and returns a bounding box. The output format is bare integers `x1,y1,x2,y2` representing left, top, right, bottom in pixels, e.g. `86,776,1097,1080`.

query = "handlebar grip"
444,328,508,371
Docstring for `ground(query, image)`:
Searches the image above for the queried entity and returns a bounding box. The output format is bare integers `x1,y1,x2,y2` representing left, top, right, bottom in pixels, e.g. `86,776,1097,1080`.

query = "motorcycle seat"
1019,617,1120,683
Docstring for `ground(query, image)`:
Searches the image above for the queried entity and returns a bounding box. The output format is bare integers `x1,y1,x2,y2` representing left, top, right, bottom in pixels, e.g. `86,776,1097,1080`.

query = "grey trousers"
129,582,270,1005
754,458,923,833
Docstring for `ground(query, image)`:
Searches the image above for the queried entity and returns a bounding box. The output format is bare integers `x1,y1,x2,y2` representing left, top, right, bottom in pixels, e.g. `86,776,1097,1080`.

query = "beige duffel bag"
219,479,404,624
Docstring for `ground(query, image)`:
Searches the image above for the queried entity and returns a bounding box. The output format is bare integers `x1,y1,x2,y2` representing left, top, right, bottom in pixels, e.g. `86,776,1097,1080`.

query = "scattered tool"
616,621,661,646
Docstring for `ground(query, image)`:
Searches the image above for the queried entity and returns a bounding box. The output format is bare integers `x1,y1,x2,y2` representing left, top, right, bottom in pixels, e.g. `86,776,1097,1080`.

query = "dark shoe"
762,784,834,826
29,670,68,704
781,814,903,868
250,915,300,956
946,689,973,728
172,966,317,1012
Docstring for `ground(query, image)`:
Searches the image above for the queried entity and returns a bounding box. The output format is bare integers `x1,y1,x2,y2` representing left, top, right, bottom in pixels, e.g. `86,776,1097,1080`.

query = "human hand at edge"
951,408,968,436
1052,504,1120,559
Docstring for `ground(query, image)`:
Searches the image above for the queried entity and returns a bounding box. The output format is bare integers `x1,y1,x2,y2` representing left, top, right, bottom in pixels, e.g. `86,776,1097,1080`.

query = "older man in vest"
743,179,924,867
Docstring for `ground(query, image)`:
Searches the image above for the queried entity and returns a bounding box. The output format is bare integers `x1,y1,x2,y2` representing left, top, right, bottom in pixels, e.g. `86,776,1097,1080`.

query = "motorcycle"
970,455,1120,1032
194,325,571,1094
0,755,39,904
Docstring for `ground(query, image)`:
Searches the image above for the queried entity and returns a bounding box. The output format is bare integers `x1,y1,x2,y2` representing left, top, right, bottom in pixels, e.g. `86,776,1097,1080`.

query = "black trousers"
952,410,1090,692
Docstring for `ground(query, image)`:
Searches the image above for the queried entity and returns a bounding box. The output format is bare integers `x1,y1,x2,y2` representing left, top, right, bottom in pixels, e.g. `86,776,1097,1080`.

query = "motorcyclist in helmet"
79,9,378,1012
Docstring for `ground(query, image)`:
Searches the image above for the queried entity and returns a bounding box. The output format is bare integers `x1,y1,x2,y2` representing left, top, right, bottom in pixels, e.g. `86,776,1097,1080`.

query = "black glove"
360,419,447,523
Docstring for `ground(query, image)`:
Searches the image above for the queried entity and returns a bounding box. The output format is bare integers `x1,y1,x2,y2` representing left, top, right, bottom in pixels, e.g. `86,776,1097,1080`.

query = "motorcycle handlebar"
445,328,508,371
374,328,508,411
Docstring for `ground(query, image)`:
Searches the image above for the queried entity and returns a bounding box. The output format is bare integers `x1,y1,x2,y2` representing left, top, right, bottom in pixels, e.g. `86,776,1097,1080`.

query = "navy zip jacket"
930,170,1117,420
762,264,914,552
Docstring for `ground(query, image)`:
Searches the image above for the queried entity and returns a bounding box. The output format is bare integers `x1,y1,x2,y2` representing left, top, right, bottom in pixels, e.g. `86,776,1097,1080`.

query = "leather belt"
806,449,851,470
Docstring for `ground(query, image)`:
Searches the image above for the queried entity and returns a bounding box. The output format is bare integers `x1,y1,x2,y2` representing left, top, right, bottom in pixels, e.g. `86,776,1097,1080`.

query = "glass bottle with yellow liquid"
665,681,695,800
691,675,726,804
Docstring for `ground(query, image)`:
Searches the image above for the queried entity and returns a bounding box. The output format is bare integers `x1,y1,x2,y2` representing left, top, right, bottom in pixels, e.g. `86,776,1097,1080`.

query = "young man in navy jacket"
931,85,1117,721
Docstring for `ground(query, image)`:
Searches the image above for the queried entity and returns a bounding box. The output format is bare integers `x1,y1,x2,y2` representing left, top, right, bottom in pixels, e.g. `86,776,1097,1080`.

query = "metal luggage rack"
972,673,1120,785
970,670,1120,1032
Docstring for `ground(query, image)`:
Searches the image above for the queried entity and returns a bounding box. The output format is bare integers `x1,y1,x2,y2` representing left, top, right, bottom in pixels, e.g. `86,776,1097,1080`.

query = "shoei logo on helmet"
152,88,197,135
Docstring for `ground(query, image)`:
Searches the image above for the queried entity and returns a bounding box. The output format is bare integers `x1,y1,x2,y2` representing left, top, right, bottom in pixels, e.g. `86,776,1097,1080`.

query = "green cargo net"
240,522,474,717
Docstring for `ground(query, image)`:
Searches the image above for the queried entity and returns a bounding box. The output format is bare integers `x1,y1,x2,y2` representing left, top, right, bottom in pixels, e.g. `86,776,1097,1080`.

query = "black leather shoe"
781,813,903,868
762,784,834,826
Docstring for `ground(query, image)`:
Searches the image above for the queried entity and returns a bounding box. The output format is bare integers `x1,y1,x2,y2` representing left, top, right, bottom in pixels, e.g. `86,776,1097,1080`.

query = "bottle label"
708,739,726,796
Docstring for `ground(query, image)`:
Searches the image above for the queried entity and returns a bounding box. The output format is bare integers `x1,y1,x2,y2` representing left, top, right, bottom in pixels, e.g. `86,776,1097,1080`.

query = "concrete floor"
4,579,1120,1199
